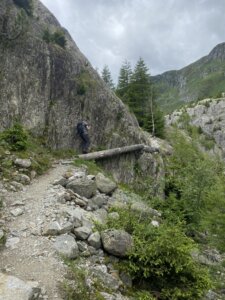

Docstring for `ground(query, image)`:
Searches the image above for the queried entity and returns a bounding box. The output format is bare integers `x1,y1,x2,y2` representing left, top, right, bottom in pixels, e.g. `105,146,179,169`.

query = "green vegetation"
99,205,211,299
0,123,74,180
115,58,165,138
0,123,28,151
13,0,33,16
43,28,67,48
76,70,96,96
73,158,102,175
62,260,108,300
101,65,115,90
153,57,225,113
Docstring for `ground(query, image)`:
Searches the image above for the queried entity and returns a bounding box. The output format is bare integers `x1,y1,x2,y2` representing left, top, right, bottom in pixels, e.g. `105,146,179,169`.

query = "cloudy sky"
40,0,225,83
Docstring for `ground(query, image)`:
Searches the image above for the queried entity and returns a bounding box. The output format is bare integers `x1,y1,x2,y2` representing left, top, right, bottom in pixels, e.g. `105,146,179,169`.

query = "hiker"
77,121,90,154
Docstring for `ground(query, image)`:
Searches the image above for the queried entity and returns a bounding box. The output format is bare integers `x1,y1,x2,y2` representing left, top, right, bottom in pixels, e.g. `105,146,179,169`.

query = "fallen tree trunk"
78,144,145,160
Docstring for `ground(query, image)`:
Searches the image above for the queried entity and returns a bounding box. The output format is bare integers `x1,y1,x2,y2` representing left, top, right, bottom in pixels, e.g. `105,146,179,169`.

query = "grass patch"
73,158,102,175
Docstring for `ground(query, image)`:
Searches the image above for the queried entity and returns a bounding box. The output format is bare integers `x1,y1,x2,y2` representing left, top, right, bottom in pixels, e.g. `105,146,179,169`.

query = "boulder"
88,194,108,209
96,173,117,195
14,158,31,168
101,230,133,257
66,177,97,199
42,221,62,236
74,226,92,240
131,202,161,218
88,231,101,249
54,234,79,259
0,273,38,300
14,174,31,185
89,265,121,291
64,207,84,228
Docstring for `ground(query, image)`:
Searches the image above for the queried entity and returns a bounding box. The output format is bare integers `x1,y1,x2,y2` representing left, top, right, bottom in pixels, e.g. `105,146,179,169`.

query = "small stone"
151,220,159,227
5,237,20,249
10,207,24,217
30,170,37,180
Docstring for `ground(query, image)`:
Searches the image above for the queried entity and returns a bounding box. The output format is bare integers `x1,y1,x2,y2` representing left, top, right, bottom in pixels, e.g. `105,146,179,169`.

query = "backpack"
77,121,85,135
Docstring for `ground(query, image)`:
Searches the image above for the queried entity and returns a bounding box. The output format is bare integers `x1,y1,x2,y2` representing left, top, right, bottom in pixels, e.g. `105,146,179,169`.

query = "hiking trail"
0,162,71,299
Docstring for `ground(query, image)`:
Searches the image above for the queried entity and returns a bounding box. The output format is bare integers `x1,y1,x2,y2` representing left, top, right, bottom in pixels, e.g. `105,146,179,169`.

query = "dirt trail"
0,162,71,299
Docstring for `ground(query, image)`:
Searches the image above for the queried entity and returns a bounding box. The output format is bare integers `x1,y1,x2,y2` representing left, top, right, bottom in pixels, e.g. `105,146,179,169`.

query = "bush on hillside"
43,28,67,48
102,207,211,299
0,123,28,151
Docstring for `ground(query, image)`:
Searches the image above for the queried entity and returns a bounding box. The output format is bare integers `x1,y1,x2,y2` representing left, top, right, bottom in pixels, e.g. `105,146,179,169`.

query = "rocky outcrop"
166,97,225,157
0,0,170,190
0,0,155,151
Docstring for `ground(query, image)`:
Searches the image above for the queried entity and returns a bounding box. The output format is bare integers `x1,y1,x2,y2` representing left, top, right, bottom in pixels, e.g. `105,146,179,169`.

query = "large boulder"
101,230,133,257
0,273,38,300
66,177,97,199
96,173,117,195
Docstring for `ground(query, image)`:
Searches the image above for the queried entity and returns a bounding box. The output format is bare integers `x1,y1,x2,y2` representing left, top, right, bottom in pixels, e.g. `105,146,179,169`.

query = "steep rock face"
0,0,169,190
152,43,225,113
0,0,146,150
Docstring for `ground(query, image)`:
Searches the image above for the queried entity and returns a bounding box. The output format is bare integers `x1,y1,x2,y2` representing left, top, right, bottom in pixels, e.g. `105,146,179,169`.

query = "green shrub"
43,28,67,48
0,124,28,151
76,70,96,96
101,206,211,299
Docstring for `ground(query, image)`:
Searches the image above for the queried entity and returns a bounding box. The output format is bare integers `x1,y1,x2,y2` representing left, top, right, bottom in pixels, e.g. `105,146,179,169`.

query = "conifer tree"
116,60,132,99
127,57,152,127
101,65,114,90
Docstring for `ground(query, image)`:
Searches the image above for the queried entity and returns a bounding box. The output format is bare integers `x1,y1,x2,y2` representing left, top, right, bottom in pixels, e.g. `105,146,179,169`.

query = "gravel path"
0,162,71,299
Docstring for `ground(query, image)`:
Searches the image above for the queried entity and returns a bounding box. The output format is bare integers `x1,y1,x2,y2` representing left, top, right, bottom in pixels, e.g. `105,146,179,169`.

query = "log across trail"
78,144,160,161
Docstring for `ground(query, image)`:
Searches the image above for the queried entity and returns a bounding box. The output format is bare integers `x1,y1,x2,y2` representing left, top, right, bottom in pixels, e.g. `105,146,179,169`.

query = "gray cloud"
40,0,225,82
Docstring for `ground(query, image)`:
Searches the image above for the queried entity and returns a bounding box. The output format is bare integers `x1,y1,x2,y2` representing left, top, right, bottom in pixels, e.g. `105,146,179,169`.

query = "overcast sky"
40,0,225,83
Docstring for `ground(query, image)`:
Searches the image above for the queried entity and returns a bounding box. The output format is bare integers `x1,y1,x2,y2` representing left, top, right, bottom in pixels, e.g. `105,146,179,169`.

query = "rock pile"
39,166,160,298
0,164,161,299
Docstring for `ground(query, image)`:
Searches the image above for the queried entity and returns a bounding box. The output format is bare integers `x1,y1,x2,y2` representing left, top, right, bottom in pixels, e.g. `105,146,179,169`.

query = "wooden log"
78,144,145,160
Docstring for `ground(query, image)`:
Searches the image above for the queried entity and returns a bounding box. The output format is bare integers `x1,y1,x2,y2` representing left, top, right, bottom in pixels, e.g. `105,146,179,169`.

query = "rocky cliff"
152,43,225,113
0,0,154,151
0,0,170,190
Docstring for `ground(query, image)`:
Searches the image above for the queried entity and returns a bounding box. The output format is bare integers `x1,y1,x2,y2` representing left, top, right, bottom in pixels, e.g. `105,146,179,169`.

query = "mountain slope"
152,43,225,113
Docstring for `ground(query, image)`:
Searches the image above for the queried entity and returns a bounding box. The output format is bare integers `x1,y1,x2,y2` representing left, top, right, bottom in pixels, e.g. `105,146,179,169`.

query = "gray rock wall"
0,0,145,151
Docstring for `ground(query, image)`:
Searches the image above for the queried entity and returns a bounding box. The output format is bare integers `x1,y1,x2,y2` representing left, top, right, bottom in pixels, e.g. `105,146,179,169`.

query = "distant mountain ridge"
152,42,225,113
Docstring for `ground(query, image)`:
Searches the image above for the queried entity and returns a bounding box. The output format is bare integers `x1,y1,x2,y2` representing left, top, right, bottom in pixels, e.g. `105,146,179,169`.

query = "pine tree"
101,65,114,90
127,57,152,127
116,60,132,99
115,57,165,137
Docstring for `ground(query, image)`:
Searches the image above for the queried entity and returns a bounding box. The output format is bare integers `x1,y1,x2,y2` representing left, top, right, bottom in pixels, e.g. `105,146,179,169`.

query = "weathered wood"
78,144,145,160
